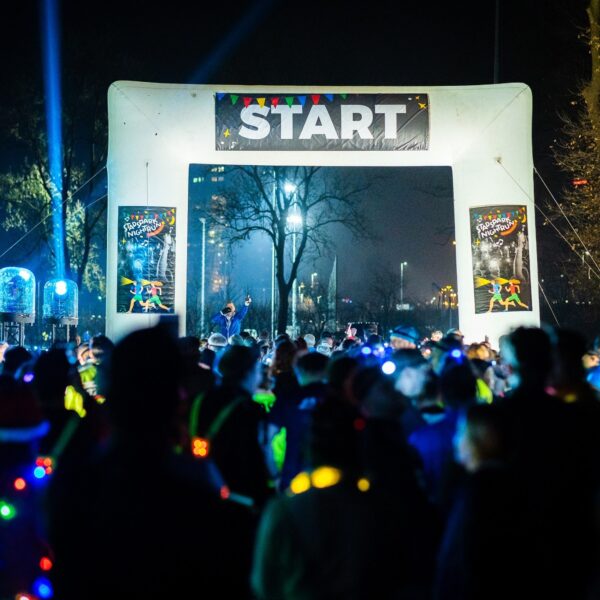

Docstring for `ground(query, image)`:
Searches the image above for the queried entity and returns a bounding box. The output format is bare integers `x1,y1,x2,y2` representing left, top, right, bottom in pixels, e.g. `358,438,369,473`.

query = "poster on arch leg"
116,206,176,314
470,205,531,315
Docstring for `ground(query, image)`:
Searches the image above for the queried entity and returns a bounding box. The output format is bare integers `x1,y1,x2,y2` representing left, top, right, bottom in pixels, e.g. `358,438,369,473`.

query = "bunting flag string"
472,206,526,221
217,92,359,106
127,208,175,222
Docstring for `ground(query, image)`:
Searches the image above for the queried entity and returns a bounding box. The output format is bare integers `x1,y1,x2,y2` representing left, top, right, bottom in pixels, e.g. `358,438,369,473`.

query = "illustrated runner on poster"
128,280,146,313
487,279,506,313
504,279,529,310
143,281,170,312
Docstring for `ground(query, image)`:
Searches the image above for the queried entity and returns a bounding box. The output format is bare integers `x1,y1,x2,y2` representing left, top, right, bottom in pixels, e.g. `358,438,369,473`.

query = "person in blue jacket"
211,295,251,340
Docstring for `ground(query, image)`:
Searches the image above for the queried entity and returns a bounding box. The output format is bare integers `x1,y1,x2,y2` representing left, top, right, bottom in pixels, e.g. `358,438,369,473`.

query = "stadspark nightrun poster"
117,207,176,314
470,205,531,314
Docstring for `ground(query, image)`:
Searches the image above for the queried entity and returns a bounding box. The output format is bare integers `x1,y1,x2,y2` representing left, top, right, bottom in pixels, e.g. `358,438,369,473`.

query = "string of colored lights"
1,411,83,597
3,453,56,598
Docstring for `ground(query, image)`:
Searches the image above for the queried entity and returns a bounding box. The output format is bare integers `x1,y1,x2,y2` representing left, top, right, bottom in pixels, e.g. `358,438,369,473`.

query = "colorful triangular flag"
216,92,225,101
311,94,320,105
298,95,307,106
257,97,266,108
230,94,239,105
271,97,280,107
243,97,252,108
340,93,347,99
325,94,334,102
285,96,294,107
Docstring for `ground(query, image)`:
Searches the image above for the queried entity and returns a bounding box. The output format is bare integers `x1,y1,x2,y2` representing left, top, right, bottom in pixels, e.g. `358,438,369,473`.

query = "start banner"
215,92,429,151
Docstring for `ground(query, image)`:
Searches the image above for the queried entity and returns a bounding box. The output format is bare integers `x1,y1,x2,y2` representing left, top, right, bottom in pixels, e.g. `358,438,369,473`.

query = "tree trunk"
277,291,289,335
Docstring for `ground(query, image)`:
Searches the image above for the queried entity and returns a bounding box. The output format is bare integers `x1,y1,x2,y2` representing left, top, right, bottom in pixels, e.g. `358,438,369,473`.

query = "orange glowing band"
192,437,210,458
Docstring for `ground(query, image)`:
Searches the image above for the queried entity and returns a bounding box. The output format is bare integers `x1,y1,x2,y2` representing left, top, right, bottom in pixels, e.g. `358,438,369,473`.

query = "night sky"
0,0,591,315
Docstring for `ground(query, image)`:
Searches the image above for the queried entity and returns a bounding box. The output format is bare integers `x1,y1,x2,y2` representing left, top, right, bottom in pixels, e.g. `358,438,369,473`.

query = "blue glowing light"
40,0,65,279
451,349,462,359
382,361,396,375
33,576,54,599
361,346,372,355
23,373,34,383
54,280,67,295
18,269,31,281
33,466,46,479
188,0,274,84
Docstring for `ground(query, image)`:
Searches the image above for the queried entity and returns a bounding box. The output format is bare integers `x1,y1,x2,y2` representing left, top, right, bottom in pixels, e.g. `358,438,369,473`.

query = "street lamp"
270,180,276,338
400,261,408,308
199,217,206,335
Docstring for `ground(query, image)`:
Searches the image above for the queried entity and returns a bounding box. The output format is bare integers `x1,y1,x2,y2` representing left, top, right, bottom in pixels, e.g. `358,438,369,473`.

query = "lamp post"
400,261,408,308
200,217,206,335
270,180,276,338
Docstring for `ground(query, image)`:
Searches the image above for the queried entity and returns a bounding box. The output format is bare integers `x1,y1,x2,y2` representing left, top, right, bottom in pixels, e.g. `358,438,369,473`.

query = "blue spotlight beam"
40,0,66,279
188,0,274,84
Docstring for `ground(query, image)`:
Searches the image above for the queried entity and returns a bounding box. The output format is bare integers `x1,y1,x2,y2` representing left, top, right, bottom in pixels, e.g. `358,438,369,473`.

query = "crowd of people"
1,316,599,599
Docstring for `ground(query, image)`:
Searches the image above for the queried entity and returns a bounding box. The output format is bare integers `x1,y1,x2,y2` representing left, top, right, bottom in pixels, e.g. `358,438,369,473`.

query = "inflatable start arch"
106,82,540,345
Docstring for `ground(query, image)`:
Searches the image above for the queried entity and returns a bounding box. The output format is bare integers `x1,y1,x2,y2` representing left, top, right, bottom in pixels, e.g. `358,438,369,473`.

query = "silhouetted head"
294,337,308,352
272,340,298,374
500,326,552,389
294,351,329,386
392,349,429,400
349,366,382,406
327,356,359,399
177,336,201,364
3,346,32,377
303,333,316,348
275,333,291,346
308,398,361,473
89,334,114,364
33,348,71,411
107,326,183,442
440,359,477,409
366,333,383,347
217,345,261,393
454,403,508,472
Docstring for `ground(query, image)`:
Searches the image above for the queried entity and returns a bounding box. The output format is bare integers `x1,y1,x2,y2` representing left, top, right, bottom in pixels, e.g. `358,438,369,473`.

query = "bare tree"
363,263,403,334
209,165,371,334
550,0,600,301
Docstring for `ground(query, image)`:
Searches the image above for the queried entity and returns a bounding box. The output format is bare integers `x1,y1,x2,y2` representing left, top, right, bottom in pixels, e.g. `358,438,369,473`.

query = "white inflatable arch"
106,82,539,345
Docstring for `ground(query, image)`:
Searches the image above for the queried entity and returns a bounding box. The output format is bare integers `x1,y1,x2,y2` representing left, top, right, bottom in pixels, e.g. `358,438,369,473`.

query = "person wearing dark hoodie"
47,325,255,599
196,343,273,508
498,326,598,599
277,351,329,492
